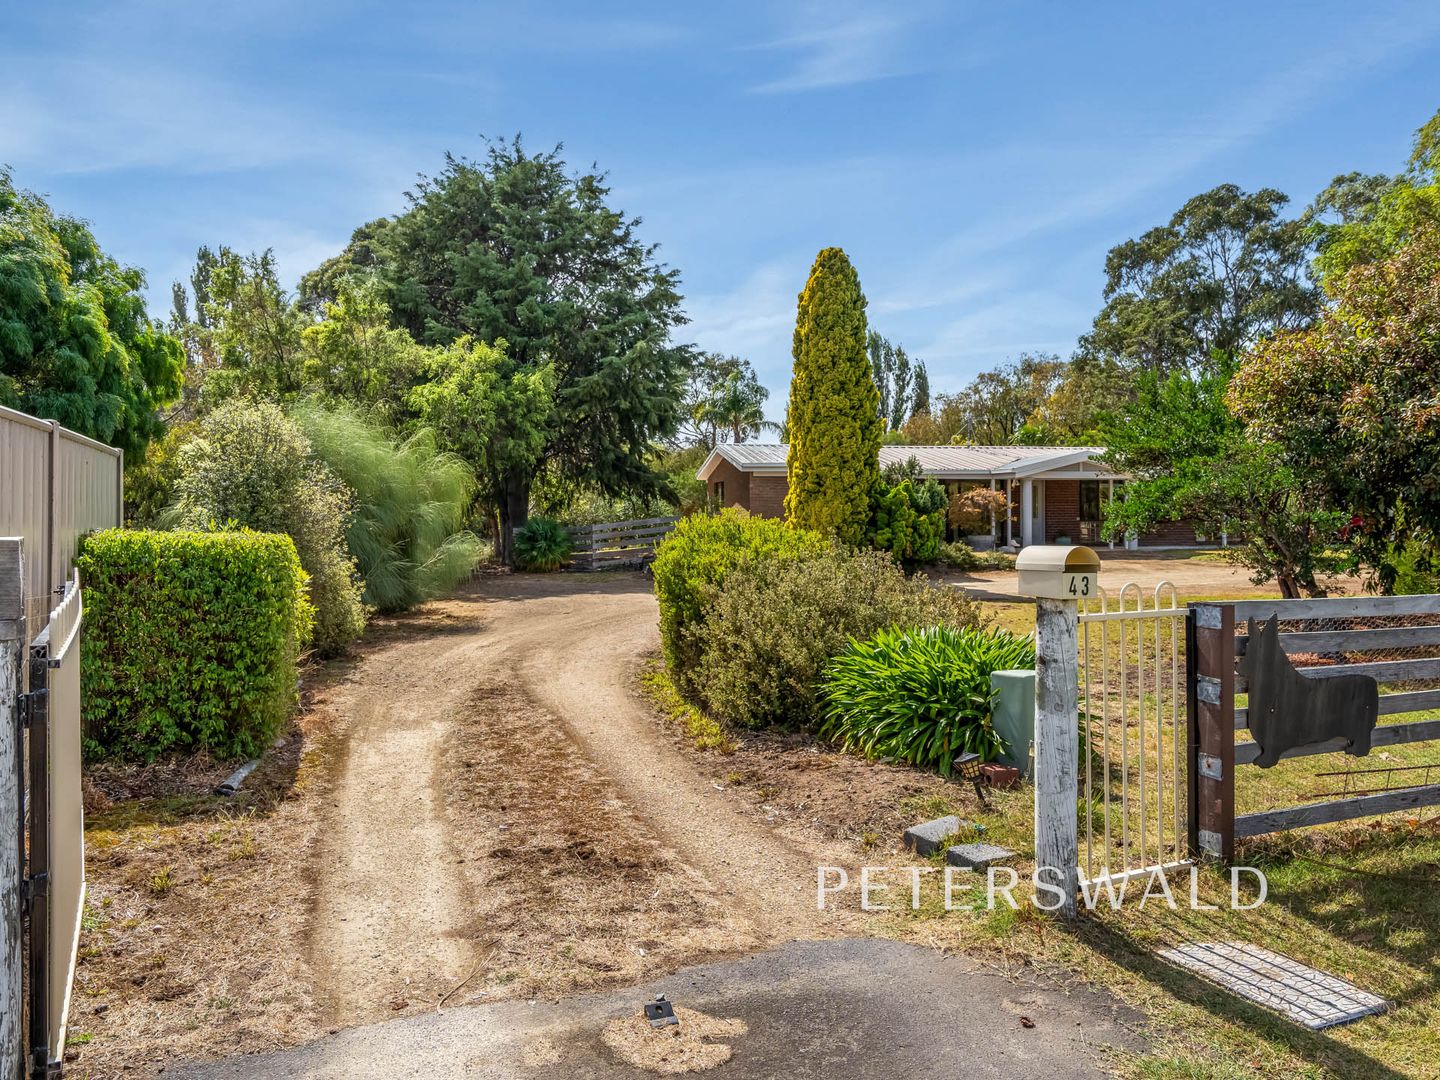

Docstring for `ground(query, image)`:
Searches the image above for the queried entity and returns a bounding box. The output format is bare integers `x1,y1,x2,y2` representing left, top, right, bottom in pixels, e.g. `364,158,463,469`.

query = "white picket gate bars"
1076,582,1191,889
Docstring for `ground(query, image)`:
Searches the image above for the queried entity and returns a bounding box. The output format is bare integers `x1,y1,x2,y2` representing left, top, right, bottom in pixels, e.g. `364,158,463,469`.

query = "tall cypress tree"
784,248,881,543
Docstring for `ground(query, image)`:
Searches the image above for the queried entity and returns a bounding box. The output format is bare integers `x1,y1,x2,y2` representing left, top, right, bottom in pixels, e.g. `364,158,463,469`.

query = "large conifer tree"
784,248,881,543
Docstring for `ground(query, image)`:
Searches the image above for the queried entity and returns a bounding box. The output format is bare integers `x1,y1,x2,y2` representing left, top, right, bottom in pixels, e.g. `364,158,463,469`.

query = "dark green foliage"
820,626,1035,774
652,509,827,698
1078,184,1319,378
296,404,484,611
170,400,367,653
0,169,184,456
870,481,944,569
1103,366,1341,598
76,529,313,761
784,247,882,543
317,139,691,550
694,548,982,729
512,517,573,572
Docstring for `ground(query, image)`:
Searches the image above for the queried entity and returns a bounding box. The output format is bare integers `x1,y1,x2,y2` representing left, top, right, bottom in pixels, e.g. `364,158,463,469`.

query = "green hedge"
76,529,314,761
651,509,827,698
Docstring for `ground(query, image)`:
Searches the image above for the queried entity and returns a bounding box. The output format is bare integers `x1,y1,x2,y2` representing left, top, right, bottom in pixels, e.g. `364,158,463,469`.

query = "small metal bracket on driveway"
644,994,678,1028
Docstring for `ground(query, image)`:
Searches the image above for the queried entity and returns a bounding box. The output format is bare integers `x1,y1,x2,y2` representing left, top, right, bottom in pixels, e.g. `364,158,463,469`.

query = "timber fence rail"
565,517,677,570
1192,594,1440,859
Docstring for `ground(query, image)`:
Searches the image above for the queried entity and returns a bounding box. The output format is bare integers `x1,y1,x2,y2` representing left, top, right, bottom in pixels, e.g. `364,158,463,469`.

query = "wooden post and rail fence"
564,517,677,570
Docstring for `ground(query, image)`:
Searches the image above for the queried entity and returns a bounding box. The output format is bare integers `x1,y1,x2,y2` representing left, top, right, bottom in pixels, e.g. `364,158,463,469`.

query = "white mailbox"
1016,544,1101,601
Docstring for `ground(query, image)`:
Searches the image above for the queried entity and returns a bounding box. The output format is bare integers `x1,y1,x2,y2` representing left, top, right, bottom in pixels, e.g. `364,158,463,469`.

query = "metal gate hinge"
21,872,48,904
17,689,47,729
1198,753,1224,781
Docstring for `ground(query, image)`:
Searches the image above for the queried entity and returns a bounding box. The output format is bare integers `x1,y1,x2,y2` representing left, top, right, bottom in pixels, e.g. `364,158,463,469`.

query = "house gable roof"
696,443,1113,482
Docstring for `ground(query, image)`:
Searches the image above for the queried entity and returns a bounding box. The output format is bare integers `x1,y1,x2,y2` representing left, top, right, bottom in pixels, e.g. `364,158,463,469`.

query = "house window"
1080,480,1102,523
713,480,725,504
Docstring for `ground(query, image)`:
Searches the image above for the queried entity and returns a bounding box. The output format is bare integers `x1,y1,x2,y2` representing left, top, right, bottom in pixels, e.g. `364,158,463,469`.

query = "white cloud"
747,10,927,94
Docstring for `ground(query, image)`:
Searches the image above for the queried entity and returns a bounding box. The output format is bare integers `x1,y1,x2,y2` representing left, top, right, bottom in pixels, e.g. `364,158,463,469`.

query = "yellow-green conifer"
784,248,881,543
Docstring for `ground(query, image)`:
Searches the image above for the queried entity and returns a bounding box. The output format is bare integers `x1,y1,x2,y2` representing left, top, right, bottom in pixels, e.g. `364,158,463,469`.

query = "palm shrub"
651,509,828,698
169,399,367,654
513,517,573,572
695,548,982,729
820,626,1035,775
296,404,485,611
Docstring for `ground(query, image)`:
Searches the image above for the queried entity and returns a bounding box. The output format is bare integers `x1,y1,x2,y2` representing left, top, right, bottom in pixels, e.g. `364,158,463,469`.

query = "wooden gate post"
1191,603,1236,861
0,539,24,1079
1034,596,1080,919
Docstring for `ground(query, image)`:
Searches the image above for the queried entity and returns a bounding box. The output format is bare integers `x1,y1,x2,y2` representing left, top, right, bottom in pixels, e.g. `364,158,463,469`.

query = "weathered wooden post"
1018,545,1100,919
0,538,24,1078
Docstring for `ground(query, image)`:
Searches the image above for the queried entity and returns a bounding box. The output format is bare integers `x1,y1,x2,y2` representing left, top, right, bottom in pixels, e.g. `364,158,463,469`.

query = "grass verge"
638,661,737,753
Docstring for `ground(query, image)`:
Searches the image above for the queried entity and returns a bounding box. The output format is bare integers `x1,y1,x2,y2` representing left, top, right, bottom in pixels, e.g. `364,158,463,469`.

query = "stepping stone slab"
946,842,1016,870
903,816,969,856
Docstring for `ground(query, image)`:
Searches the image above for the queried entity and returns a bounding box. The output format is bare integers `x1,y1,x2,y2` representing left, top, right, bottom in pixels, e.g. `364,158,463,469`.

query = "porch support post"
1005,481,1014,548
1107,478,1115,550
1021,479,1034,548
990,478,998,544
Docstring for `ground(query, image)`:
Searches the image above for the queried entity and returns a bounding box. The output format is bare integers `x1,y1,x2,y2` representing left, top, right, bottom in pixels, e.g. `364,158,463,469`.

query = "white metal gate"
1077,582,1190,887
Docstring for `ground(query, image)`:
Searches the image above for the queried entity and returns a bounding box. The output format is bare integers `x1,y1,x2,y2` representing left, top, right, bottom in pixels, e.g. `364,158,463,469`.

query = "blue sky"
4,1,1440,416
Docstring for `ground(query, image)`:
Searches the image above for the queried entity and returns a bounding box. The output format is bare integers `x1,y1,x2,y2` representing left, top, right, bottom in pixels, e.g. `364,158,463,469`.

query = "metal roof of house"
697,443,1111,481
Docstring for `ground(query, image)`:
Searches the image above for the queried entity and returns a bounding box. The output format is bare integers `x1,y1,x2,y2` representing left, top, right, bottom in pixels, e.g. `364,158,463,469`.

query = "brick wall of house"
749,475,788,519
1140,519,1200,546
1044,480,1081,544
706,459,751,512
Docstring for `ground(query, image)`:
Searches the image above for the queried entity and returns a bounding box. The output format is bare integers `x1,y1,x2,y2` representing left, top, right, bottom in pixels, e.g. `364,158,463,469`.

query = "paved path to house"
170,938,1143,1079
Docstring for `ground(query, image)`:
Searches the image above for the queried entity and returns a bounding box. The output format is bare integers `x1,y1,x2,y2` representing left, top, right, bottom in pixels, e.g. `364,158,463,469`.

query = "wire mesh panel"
1078,582,1189,884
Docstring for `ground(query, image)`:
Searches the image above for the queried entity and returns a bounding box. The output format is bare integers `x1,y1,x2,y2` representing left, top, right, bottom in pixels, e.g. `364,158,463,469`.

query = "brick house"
696,443,1209,549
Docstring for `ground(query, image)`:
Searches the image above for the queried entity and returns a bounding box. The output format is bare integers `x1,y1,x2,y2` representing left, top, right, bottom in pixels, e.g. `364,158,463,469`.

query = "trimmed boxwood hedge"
76,529,315,761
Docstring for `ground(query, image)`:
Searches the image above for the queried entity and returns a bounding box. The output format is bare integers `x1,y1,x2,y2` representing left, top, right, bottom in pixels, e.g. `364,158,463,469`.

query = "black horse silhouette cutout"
1239,615,1378,768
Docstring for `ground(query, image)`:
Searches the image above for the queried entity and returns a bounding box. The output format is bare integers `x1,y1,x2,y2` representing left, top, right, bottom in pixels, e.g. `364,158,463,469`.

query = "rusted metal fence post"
1191,602,1236,860
0,539,23,1079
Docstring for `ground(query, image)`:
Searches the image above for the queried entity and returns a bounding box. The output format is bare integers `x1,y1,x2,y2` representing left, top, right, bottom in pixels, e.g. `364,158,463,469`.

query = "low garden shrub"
652,509,827,698
694,548,982,729
76,529,314,761
169,400,367,654
935,542,1017,571
819,625,1035,775
513,517,573,572
297,404,484,611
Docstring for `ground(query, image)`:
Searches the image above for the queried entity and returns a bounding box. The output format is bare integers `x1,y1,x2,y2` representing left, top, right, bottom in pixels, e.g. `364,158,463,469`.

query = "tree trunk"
1276,573,1300,600
498,473,531,566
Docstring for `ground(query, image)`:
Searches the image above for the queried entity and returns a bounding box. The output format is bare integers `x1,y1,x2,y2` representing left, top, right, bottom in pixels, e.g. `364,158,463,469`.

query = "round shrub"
76,529,313,761
170,400,367,654
820,626,1036,775
651,509,827,699
694,548,982,729
513,517,573,572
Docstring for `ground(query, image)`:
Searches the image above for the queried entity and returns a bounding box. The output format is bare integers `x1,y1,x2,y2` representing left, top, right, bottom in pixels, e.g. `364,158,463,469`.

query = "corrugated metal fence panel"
55,428,123,587
0,408,55,637
0,405,122,643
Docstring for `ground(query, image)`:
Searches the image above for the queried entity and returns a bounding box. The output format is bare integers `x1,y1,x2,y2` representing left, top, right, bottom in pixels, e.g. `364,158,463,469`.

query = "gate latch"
644,995,679,1028
16,688,46,730
21,872,48,904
